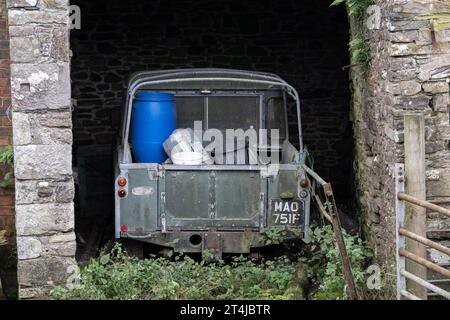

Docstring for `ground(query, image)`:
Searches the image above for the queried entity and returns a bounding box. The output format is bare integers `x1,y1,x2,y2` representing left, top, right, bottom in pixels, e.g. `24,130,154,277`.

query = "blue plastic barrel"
131,92,176,163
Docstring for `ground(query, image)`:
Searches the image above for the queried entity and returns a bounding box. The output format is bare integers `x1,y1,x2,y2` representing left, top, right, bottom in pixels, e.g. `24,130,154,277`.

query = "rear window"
175,96,204,129
174,95,260,131
208,96,259,132
173,93,287,143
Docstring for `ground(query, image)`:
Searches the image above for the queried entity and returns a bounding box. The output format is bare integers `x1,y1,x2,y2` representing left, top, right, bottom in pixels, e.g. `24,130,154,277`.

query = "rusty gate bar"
399,248,450,279
400,290,421,300
399,228,450,256
395,163,450,300
401,270,450,299
398,192,450,218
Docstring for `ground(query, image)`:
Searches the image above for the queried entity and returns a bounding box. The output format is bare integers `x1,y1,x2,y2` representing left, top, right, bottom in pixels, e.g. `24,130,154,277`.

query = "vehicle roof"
125,68,290,91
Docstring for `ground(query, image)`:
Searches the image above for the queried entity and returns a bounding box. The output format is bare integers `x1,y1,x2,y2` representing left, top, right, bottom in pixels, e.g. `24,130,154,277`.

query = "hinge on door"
149,168,165,180
209,171,216,219
259,192,266,229
160,192,167,233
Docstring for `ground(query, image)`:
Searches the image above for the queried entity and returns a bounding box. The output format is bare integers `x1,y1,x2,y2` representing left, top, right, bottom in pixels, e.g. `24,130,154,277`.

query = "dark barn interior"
69,0,353,259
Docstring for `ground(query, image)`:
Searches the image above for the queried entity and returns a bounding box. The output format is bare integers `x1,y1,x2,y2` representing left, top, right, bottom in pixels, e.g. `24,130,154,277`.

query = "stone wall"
4,0,449,299
0,0,14,238
7,0,76,299
351,0,450,275
70,0,354,198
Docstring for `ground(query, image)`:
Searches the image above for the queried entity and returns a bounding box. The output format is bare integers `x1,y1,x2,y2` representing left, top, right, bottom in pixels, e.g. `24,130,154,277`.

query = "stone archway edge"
7,0,77,299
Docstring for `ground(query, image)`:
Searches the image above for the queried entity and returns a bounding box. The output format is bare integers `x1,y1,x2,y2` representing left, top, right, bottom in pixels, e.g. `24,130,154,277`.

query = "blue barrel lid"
135,92,174,102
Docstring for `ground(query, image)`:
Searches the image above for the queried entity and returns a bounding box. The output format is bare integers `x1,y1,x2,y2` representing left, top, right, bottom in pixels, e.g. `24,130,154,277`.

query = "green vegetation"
302,225,373,300
0,145,13,188
51,225,375,300
331,0,373,73
331,0,373,23
260,226,302,246
51,243,306,300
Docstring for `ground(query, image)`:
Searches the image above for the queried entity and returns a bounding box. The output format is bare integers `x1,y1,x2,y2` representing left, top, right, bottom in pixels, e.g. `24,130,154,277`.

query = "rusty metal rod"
400,290,421,300
313,194,332,223
399,248,450,279
429,199,450,205
399,228,450,256
398,192,450,218
322,183,358,300
301,163,326,186
401,269,450,299
303,162,358,300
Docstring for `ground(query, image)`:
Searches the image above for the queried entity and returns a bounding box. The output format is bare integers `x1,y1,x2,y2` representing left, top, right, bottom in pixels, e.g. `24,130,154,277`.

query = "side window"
266,96,287,142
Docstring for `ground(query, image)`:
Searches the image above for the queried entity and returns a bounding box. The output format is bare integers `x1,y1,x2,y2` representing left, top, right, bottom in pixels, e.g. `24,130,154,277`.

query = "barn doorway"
69,0,354,260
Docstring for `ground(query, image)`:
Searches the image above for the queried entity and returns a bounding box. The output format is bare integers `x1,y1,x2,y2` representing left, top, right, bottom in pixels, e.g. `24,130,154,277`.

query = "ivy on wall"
331,0,373,74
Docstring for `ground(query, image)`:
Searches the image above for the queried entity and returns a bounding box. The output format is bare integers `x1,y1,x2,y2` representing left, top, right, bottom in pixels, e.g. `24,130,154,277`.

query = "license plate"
271,199,304,226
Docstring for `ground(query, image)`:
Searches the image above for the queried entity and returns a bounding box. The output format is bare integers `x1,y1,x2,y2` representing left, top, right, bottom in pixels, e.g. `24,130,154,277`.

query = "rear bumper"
121,229,287,254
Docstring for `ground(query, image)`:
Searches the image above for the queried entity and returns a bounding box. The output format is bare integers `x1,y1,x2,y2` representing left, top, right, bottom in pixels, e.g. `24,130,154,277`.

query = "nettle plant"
51,243,305,300
261,227,302,246
301,225,373,300
0,145,13,188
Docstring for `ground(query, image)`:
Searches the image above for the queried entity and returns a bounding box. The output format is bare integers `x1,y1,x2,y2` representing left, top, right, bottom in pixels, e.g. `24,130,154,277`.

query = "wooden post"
404,114,427,300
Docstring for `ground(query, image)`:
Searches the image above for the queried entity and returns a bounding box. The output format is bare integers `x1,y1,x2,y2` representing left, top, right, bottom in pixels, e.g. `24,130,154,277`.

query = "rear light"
118,189,127,198
121,225,128,232
300,179,308,188
118,178,127,187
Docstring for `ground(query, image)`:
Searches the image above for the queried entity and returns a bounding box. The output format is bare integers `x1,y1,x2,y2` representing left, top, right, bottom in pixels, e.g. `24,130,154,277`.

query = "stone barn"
0,0,448,299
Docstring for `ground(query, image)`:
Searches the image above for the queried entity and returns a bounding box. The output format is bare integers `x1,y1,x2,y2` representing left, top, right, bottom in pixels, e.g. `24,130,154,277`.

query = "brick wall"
0,0,14,237
70,0,354,199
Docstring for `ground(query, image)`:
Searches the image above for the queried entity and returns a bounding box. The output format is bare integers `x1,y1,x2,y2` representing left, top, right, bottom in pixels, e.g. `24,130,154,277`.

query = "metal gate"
395,163,450,300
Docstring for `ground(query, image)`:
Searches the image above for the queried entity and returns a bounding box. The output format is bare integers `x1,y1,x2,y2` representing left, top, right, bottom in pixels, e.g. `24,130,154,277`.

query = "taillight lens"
118,189,127,198
118,178,127,187
300,179,308,188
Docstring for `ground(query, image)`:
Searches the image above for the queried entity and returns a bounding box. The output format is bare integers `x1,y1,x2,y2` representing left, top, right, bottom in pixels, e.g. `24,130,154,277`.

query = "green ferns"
331,0,373,22
331,0,373,73
0,145,13,188
348,36,371,73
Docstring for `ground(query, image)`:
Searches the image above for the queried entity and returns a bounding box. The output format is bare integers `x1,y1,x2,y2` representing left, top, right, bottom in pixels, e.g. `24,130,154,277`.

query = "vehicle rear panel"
117,165,309,240
164,170,264,229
